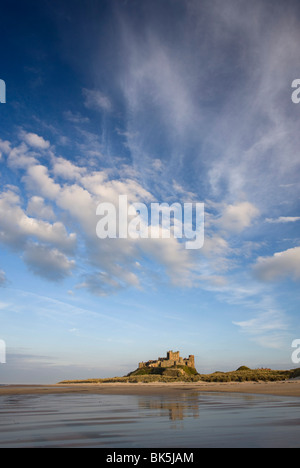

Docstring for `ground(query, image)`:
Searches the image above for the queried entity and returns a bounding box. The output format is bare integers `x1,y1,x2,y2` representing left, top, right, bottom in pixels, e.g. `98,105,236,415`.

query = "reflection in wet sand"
0,392,299,448
138,393,200,421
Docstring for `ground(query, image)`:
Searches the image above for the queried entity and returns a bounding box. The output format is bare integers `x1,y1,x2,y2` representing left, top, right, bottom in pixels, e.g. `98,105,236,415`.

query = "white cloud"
27,196,56,221
0,270,7,287
23,165,61,200
140,236,196,287
0,139,11,159
265,217,300,224
82,88,112,112
21,131,50,150
56,183,96,234
1,141,255,293
63,110,90,124
7,142,39,169
77,272,125,296
0,189,76,254
217,202,260,233
11,144,196,291
1,128,289,296
254,246,300,282
233,310,289,349
52,157,87,181
81,173,153,203
23,243,75,282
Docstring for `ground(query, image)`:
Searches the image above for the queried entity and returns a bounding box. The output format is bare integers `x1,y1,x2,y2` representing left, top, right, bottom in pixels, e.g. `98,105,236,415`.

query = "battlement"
139,350,195,369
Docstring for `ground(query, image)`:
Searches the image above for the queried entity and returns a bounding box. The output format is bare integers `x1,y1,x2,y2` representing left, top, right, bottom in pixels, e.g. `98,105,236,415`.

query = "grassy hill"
59,366,300,384
128,365,199,377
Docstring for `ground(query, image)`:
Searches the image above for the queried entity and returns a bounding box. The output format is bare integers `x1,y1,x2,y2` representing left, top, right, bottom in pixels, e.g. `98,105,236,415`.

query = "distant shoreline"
0,380,300,398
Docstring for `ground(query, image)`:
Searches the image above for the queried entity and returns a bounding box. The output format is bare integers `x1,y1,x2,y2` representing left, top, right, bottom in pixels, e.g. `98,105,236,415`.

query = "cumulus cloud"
27,196,56,221
23,243,75,281
0,188,76,253
1,135,205,291
23,165,61,200
52,157,87,181
217,202,260,233
140,236,196,287
254,246,300,282
77,272,125,296
7,142,39,169
0,120,296,297
0,139,11,159
21,131,50,150
0,136,266,294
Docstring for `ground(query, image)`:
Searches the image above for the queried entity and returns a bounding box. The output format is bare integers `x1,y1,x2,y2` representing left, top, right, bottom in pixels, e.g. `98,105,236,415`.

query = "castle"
139,350,195,369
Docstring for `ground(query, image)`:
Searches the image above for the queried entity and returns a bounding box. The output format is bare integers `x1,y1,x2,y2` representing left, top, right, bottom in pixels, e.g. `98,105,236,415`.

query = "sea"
0,391,299,448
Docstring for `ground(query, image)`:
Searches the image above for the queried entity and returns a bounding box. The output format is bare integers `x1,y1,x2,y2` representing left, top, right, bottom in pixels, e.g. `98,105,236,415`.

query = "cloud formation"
0,121,266,295
254,246,300,282
265,217,300,224
82,88,112,112
1,0,300,379
1,1,299,306
21,131,50,150
23,244,76,281
0,270,7,287
233,309,289,349
217,202,260,234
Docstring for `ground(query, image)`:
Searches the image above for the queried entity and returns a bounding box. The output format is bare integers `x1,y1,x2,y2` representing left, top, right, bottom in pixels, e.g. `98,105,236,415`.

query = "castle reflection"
138,393,200,421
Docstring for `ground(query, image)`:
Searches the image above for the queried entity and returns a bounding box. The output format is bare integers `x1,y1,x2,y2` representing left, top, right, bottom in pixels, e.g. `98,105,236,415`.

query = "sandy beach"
1,381,299,448
1,380,300,397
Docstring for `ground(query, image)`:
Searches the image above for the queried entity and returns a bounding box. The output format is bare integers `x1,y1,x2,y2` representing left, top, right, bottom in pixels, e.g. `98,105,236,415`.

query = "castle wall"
139,351,195,370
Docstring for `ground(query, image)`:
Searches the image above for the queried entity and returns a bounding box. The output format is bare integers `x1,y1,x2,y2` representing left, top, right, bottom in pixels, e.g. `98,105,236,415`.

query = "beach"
1,379,300,397
0,382,300,448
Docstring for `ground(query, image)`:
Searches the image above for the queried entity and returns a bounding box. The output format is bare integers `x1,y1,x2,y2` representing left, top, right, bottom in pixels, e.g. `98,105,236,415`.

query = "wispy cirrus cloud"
0,0,299,382
63,110,90,124
82,88,112,112
265,217,300,224
233,310,290,349
0,270,7,287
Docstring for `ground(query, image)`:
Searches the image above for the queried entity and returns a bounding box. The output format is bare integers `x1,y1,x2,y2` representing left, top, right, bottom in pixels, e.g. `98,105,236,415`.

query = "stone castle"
139,350,195,369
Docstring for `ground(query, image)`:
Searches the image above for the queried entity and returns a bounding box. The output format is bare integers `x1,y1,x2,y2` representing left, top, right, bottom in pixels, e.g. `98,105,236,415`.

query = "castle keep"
139,350,195,369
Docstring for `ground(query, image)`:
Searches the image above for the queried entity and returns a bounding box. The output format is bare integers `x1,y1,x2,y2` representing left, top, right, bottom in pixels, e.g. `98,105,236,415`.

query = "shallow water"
0,392,299,448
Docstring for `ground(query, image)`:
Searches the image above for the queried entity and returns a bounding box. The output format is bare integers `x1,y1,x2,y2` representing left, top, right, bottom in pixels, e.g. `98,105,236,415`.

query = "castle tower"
167,350,180,361
188,355,195,368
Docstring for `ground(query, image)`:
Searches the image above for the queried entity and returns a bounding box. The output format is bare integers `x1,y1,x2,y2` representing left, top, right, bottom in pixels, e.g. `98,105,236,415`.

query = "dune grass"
59,367,300,385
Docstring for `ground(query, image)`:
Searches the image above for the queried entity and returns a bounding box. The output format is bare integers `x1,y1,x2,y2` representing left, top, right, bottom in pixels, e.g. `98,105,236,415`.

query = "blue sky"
0,0,300,383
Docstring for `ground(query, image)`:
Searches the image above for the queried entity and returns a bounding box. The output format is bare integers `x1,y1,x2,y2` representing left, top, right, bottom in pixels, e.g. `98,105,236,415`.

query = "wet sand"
1,383,299,447
1,380,300,397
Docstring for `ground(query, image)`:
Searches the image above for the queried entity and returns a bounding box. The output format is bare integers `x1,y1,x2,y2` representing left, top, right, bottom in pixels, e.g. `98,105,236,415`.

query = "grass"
198,369,292,383
128,365,198,377
58,367,300,385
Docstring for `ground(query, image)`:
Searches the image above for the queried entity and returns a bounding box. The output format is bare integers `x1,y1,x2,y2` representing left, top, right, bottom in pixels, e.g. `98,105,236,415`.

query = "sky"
0,0,300,383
